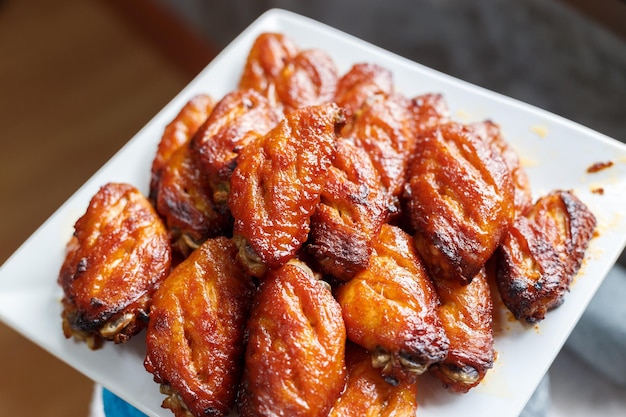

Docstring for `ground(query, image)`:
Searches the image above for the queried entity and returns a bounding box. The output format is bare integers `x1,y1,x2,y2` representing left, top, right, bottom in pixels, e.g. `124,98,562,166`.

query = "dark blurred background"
153,0,626,142
0,0,625,416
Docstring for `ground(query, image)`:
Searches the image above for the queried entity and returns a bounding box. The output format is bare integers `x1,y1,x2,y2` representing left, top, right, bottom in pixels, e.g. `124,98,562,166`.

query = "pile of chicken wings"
57,32,596,417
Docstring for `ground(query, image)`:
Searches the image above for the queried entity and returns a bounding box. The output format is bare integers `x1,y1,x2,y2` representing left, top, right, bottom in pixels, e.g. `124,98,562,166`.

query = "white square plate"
1,9,625,417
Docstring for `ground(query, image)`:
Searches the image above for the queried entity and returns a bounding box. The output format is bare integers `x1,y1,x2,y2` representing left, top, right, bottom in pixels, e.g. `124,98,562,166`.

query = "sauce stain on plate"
530,124,549,138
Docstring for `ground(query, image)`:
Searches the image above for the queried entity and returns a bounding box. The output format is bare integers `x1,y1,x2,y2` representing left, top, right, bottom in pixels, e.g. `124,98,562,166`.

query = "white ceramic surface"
1,9,626,417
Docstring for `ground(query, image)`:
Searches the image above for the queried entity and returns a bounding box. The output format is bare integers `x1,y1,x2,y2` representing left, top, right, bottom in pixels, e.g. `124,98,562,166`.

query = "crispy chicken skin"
496,190,596,323
341,93,418,199
335,224,449,384
238,260,346,417
429,268,495,393
58,182,171,349
471,120,532,216
238,32,299,100
340,93,449,205
405,122,515,284
307,137,391,281
409,93,451,134
228,103,344,274
328,343,419,417
155,143,232,259
333,63,394,120
150,94,215,200
191,89,281,206
274,48,339,112
144,237,255,417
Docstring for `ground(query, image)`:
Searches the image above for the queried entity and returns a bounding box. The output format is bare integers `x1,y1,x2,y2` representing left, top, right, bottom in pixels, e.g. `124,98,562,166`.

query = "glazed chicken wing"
340,93,417,200
150,94,215,200
144,237,255,417
496,190,596,323
191,89,281,207
274,48,339,112
335,224,449,384
155,143,232,259
405,122,515,284
58,182,171,349
307,137,391,281
328,343,418,417
238,260,346,417
238,32,299,101
429,268,495,393
471,120,533,216
340,92,449,206
333,62,394,120
228,103,344,275
409,93,451,134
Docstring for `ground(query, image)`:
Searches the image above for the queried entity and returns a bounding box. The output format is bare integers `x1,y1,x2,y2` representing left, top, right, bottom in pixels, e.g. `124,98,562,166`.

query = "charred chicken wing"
496,190,596,323
228,103,344,275
341,93,418,200
274,48,339,112
144,237,255,417
328,343,419,417
340,92,449,209
471,120,533,216
335,224,449,384
191,89,281,206
58,182,171,349
150,94,215,200
429,268,495,393
238,260,346,417
307,137,391,281
409,93,451,134
405,122,515,284
333,62,394,120
239,32,299,102
155,143,232,258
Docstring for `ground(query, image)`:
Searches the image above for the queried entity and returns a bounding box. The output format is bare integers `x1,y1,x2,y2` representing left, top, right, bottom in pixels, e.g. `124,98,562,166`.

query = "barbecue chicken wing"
340,93,417,200
155,143,232,259
335,224,449,384
409,93,451,134
340,92,449,204
228,103,344,275
471,120,532,216
238,260,346,417
333,62,394,120
144,237,254,417
149,94,215,200
191,89,281,207
274,48,339,112
58,182,171,349
429,268,495,393
307,137,391,281
496,190,596,323
405,122,515,284
328,343,419,417
239,32,299,102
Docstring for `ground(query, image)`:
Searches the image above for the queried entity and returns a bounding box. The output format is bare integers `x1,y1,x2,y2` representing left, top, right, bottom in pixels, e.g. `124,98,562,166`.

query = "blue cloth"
102,388,147,417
